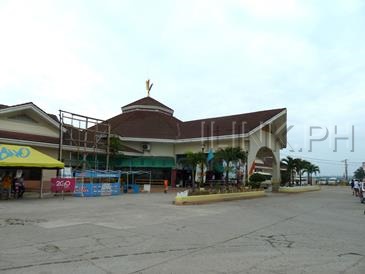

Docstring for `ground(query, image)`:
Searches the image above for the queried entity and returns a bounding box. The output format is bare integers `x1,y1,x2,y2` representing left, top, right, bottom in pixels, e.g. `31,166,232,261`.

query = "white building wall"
175,138,249,155
122,141,175,157
145,142,174,157
0,116,59,137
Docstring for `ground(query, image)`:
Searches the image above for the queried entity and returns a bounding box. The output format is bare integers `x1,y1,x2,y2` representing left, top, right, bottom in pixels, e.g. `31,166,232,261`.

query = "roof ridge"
122,96,173,111
183,108,286,123
0,102,59,122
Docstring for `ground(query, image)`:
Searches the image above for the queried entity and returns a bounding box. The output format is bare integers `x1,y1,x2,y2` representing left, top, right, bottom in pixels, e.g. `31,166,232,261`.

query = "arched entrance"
248,146,280,191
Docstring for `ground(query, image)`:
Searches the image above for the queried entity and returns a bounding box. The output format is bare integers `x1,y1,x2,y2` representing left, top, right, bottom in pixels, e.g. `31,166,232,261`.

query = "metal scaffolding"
58,110,111,171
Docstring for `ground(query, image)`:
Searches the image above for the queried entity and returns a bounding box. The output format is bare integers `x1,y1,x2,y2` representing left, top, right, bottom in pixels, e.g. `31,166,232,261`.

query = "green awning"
118,156,175,168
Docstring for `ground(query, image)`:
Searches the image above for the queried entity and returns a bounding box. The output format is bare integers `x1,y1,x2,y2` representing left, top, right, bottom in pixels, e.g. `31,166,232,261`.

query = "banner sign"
73,182,120,197
51,178,76,192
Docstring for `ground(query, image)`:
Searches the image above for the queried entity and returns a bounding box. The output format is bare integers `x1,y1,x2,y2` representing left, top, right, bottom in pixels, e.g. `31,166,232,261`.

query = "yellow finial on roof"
146,79,153,97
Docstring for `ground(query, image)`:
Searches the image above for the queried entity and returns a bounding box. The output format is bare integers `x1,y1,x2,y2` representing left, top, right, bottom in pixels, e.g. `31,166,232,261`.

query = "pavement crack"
127,208,323,274
38,244,61,253
0,247,200,272
338,252,364,257
339,255,365,274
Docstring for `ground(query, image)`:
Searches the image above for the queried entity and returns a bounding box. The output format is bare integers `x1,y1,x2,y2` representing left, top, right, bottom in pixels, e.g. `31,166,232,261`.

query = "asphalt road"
0,186,364,274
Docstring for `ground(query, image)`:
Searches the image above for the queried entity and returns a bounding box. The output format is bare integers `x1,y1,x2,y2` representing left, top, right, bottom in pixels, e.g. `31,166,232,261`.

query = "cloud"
0,0,104,111
238,0,312,19
0,0,364,175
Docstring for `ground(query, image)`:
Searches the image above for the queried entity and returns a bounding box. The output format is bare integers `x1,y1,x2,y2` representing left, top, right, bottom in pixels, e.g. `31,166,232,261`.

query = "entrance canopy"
0,144,64,168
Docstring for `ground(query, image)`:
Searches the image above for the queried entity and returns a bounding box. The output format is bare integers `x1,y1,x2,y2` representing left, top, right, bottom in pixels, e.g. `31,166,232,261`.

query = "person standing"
2,173,12,199
14,175,25,198
163,179,168,194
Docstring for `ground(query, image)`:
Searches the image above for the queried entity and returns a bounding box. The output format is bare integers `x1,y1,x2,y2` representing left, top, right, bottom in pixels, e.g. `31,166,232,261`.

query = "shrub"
249,173,266,189
189,189,210,196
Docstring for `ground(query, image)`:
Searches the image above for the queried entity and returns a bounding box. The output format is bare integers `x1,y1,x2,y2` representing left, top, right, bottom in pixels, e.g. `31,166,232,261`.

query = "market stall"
121,170,152,193
0,143,64,198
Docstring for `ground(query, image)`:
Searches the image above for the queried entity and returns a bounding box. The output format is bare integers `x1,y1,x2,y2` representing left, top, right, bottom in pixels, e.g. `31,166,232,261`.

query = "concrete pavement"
0,186,364,273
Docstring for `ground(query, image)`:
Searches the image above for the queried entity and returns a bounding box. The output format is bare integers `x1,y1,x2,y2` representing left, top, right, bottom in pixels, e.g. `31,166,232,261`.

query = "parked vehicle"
251,172,272,189
12,178,25,199
294,177,308,185
328,177,338,185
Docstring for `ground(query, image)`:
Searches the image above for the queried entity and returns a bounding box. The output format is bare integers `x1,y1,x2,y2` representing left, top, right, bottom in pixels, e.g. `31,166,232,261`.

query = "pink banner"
51,178,76,192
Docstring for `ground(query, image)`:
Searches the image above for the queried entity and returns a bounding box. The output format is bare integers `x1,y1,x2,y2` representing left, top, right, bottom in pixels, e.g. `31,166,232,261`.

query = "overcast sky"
1,0,364,176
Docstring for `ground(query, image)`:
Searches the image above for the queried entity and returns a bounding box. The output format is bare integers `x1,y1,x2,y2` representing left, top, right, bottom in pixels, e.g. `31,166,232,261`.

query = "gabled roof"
0,102,59,125
110,96,286,142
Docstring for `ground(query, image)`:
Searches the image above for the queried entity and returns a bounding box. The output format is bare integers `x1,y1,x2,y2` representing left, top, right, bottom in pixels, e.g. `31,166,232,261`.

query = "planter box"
278,185,321,193
175,190,266,205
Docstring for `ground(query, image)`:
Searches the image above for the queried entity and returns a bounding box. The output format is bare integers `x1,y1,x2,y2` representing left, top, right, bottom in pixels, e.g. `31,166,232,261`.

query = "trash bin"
132,184,140,193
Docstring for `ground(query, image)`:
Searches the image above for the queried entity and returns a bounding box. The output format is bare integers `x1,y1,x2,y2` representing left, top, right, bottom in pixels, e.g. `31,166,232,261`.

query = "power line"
281,152,363,165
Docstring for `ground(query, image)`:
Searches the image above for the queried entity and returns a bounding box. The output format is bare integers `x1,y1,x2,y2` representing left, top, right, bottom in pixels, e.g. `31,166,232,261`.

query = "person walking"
350,179,355,195
354,180,360,197
360,179,365,204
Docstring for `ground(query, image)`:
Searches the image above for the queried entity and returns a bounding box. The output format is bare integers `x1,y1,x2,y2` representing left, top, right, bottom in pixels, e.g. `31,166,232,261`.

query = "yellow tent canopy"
0,144,64,169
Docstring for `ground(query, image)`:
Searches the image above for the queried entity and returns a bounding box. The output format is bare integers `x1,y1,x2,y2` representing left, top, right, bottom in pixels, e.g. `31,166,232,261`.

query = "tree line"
183,147,247,189
281,156,320,185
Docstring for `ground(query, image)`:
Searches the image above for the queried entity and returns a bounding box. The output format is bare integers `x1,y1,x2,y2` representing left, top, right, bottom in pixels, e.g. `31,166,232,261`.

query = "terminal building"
1,93,287,189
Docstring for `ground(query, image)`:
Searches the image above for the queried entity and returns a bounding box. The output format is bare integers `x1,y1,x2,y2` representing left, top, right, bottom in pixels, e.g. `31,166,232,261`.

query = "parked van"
328,177,338,185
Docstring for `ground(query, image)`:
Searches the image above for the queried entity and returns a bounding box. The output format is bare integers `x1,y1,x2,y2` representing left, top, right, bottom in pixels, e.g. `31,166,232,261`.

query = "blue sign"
0,146,31,161
74,182,121,197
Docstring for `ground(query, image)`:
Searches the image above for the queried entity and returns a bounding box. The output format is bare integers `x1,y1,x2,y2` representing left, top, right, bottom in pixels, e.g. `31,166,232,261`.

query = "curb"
175,190,266,205
278,186,321,193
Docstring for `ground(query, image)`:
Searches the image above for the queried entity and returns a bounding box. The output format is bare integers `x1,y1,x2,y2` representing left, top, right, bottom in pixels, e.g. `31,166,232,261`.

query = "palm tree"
184,151,206,189
301,160,311,185
215,147,247,185
293,158,308,186
281,156,295,185
303,162,320,185
354,167,365,181
311,164,320,184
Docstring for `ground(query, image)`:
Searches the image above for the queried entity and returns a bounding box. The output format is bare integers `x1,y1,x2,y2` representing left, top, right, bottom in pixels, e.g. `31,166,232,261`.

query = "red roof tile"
109,97,286,140
180,108,286,139
0,130,59,144
108,110,182,139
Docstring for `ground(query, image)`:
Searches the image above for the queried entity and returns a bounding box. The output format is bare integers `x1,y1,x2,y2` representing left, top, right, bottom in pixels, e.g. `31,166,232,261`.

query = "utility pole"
342,159,348,181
